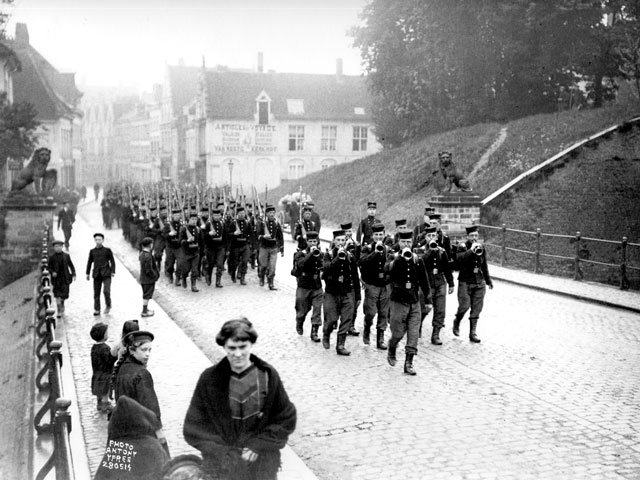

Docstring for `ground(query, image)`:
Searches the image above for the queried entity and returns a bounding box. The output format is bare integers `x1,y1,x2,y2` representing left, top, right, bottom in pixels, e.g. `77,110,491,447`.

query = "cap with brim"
466,226,478,234
171,208,181,214
429,213,442,220
200,207,209,213
266,205,276,212
93,233,104,239
333,230,345,238
189,212,198,218
124,330,154,345
367,202,377,209
236,207,245,212
425,226,437,233
424,207,435,215
395,219,407,227
306,201,315,207
52,240,64,246
372,223,385,233
398,231,413,240
438,151,452,158
211,208,221,215
303,206,312,212
340,222,352,230
306,231,319,239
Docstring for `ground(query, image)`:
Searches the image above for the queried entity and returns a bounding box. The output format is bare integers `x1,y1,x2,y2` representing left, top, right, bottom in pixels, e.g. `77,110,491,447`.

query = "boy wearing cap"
357,202,379,244
48,239,76,317
90,322,115,412
453,226,493,343
86,233,116,316
139,237,159,317
322,230,361,356
385,231,432,375
257,205,284,290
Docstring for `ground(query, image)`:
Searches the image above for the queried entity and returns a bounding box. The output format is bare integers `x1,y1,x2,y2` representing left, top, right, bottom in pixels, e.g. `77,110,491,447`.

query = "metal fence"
477,223,640,290
33,225,75,480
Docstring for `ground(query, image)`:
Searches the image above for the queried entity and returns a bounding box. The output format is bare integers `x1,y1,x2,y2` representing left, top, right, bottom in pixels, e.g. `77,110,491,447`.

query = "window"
321,125,337,151
353,126,367,152
288,160,305,179
287,99,304,115
321,159,337,169
289,125,304,151
258,101,269,125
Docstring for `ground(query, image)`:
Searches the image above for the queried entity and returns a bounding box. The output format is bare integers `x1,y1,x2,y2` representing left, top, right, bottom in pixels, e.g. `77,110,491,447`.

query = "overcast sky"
7,0,368,90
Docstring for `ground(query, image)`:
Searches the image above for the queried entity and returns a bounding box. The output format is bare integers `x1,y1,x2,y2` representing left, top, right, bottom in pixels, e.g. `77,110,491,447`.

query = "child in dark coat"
91,323,116,413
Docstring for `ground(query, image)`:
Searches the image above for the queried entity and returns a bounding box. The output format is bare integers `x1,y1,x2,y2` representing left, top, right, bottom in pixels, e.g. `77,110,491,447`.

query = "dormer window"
287,99,304,115
256,90,271,125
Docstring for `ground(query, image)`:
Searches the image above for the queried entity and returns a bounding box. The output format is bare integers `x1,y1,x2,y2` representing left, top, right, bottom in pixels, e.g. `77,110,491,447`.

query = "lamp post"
227,159,234,191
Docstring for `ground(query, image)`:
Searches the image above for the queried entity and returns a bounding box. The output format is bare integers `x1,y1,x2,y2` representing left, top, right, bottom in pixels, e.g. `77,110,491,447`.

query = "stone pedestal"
0,193,57,288
428,192,482,241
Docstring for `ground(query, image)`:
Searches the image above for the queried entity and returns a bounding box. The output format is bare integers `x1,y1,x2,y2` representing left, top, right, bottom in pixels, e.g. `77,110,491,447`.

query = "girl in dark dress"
90,323,116,413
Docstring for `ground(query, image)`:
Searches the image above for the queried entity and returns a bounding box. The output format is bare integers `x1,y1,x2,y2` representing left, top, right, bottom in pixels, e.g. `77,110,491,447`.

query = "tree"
0,92,40,194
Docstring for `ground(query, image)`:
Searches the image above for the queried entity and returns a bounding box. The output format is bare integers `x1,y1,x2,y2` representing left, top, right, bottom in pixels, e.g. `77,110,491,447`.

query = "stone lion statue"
435,151,472,193
10,147,57,195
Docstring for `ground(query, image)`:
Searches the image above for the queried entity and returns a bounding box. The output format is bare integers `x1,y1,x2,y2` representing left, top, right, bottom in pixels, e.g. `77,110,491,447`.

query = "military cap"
425,226,437,233
367,202,377,209
466,225,479,234
395,219,407,227
211,208,222,215
52,239,64,246
305,201,315,208
340,222,352,230
429,213,442,220
236,206,245,213
424,207,435,215
332,229,345,238
372,223,385,233
303,206,313,212
200,207,209,213
189,212,198,218
438,151,452,158
171,208,181,214
265,204,276,213
398,231,413,240
306,231,319,239
93,232,104,239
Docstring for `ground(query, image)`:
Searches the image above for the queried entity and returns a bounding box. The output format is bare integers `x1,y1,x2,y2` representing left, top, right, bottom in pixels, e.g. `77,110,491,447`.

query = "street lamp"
227,159,234,191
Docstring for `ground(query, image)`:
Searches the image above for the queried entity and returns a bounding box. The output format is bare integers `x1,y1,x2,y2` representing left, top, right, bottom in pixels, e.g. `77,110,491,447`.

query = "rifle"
177,188,195,243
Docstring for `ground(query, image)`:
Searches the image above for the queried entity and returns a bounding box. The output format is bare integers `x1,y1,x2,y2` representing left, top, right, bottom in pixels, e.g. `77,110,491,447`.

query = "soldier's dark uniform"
356,201,380,245
358,223,391,350
293,208,318,251
412,207,435,249
226,208,252,285
453,226,493,343
293,231,324,342
322,231,361,356
420,227,454,345
202,208,227,288
305,201,322,238
151,208,167,271
178,214,204,292
257,205,284,290
385,231,432,375
164,210,183,284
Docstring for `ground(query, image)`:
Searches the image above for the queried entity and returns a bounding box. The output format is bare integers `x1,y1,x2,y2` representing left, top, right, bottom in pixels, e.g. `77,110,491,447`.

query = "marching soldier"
356,201,379,245
257,204,284,290
151,206,167,271
341,221,362,336
322,230,361,356
357,223,390,350
305,201,322,237
392,219,410,245
179,212,204,292
453,226,493,343
294,206,317,251
420,226,454,345
164,208,182,285
412,207,435,249
202,207,227,288
429,213,454,262
227,206,252,285
293,231,323,342
385,231,432,375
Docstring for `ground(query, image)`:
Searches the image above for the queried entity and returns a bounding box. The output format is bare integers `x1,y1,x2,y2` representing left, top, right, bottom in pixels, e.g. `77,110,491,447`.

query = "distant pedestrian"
139,237,159,317
113,330,169,456
90,322,116,413
86,233,116,316
184,318,297,480
94,182,100,201
57,200,75,250
48,239,76,318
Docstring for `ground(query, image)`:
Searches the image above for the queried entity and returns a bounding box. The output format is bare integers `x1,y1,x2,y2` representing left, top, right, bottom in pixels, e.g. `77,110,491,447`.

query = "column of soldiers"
99,182,285,294
292,201,493,376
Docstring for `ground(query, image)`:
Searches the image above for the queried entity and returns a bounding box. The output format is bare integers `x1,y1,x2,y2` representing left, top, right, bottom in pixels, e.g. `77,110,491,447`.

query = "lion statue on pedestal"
434,151,472,193
10,147,57,195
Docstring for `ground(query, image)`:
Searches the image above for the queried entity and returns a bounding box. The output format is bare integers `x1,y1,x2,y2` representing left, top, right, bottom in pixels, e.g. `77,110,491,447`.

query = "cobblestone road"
61,199,640,480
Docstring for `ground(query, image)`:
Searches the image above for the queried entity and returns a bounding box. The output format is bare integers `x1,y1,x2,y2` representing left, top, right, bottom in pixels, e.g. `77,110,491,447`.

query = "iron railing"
33,225,76,480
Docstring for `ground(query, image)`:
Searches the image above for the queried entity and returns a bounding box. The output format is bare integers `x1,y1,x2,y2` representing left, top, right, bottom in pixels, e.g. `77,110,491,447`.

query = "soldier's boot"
322,332,330,350
387,339,398,367
259,273,265,287
239,274,247,286
205,274,212,286
310,325,321,343
336,334,351,356
362,324,371,345
268,278,278,291
174,275,181,287
230,271,237,283
191,278,199,293
431,327,443,345
182,277,188,289
166,273,173,284
403,353,417,376
469,319,481,343
215,273,223,288
347,325,360,336
376,329,388,350
452,314,462,337
296,318,304,335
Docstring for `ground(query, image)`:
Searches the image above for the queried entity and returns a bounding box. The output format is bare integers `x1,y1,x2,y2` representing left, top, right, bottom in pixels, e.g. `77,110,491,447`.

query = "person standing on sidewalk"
90,322,116,413
57,201,75,250
385,231,432,375
453,225,493,343
139,237,159,317
257,204,284,291
86,233,116,316
184,318,297,480
293,231,324,342
48,239,76,318
113,330,169,456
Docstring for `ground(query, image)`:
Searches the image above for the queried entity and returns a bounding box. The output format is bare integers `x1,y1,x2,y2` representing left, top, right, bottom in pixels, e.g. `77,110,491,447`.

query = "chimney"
15,23,29,45
257,52,264,73
336,58,343,77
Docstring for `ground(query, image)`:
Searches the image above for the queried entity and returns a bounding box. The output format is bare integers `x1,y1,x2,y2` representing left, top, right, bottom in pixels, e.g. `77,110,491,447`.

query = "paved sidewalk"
52,201,317,478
